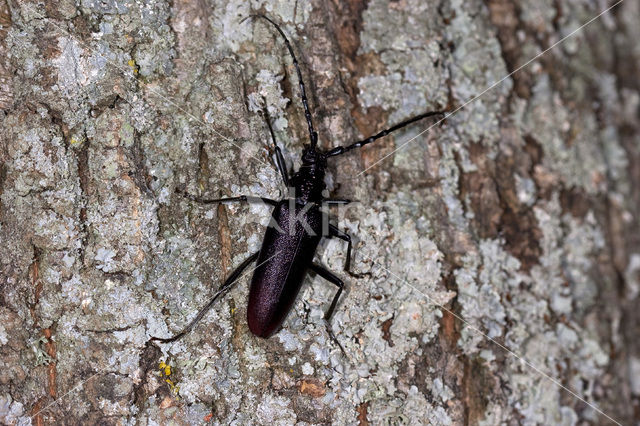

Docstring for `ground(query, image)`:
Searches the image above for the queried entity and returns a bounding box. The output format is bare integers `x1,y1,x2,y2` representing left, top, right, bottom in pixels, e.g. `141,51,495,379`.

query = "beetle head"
301,144,327,166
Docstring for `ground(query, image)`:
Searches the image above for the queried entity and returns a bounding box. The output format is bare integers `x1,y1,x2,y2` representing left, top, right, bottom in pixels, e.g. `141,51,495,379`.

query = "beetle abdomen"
247,201,322,337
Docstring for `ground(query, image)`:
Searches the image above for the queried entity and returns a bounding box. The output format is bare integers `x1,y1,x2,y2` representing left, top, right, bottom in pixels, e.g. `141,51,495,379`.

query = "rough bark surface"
1,0,638,424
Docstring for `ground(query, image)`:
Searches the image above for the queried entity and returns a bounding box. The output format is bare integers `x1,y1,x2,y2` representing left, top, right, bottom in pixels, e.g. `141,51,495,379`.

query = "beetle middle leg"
176,189,278,206
152,252,259,343
328,224,370,278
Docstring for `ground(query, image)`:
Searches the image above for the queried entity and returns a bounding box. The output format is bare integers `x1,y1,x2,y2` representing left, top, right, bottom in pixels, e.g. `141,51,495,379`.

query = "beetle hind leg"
310,263,345,321
151,252,259,343
309,263,348,356
328,225,371,278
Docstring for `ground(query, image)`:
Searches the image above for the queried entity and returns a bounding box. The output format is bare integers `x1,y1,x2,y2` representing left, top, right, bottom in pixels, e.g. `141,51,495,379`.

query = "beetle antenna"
325,110,446,157
242,14,318,149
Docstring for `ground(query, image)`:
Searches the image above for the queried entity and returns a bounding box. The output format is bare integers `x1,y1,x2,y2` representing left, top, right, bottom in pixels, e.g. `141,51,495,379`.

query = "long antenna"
243,15,318,148
326,110,445,157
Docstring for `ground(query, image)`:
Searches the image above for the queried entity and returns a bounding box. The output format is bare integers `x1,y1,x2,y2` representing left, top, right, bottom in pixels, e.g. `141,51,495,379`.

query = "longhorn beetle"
152,15,444,343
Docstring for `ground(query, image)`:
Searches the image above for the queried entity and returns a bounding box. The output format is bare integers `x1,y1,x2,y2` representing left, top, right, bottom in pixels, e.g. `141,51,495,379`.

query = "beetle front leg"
260,102,290,188
328,224,370,278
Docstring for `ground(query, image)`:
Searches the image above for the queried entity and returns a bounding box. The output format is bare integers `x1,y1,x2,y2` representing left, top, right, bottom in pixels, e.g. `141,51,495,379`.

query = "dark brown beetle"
153,15,444,343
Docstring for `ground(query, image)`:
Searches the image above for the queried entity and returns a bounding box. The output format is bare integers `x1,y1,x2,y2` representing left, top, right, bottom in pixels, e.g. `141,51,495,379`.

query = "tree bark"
1,0,638,424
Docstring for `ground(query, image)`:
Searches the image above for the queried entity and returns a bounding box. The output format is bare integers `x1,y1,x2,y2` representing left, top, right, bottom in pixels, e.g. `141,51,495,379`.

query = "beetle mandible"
152,15,444,343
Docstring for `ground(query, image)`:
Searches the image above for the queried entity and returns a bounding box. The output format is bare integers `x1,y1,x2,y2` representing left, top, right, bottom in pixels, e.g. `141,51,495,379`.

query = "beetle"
152,15,444,343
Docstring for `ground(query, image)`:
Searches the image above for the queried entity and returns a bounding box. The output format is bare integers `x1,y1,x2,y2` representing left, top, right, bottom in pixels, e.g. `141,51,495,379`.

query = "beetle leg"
309,263,347,355
260,101,290,188
152,252,259,343
310,263,345,322
176,188,278,206
328,225,371,278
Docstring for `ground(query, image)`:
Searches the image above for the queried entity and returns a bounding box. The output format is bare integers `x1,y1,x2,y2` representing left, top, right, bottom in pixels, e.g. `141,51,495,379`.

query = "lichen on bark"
1,0,639,424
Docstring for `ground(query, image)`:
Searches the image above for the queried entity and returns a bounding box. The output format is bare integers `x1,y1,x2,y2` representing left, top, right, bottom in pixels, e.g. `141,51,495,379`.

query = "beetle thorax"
290,147,326,203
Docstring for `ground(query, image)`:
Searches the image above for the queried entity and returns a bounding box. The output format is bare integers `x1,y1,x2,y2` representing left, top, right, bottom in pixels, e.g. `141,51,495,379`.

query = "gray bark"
1,0,638,424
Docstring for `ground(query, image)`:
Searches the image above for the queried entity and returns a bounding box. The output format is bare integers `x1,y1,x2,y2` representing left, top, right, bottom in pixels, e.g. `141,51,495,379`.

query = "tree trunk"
1,0,638,424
